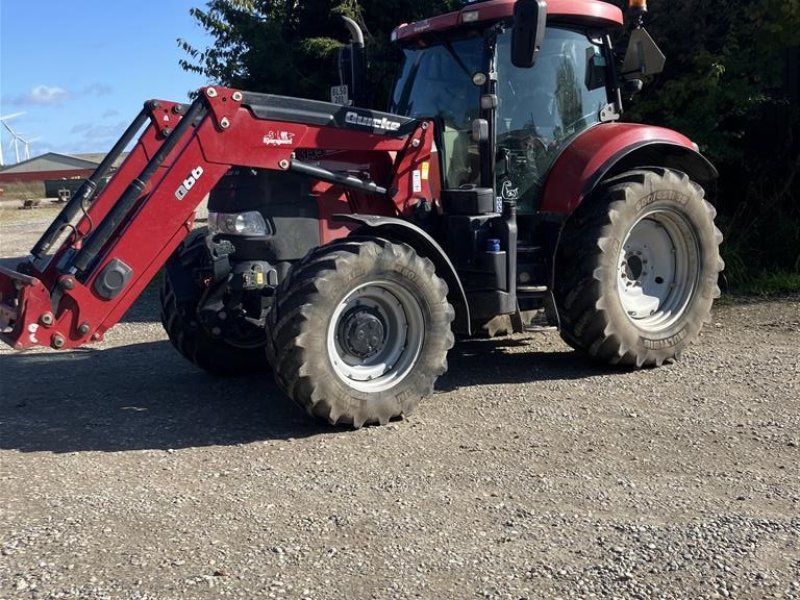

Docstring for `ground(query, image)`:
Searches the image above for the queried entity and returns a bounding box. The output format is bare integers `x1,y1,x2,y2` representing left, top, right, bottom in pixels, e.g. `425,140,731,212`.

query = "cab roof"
392,0,624,44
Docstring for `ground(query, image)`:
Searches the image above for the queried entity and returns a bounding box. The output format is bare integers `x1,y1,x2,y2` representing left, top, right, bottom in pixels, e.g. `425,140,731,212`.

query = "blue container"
486,238,501,252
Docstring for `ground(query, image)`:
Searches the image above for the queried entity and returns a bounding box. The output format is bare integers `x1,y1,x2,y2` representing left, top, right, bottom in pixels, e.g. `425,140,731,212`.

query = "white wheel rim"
617,208,701,331
327,281,425,393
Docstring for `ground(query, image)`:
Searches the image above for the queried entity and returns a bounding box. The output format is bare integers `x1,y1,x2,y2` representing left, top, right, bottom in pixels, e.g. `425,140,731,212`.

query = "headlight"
208,211,269,236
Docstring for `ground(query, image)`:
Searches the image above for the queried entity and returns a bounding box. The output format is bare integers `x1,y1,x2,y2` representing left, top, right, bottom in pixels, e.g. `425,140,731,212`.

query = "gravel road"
1,206,799,599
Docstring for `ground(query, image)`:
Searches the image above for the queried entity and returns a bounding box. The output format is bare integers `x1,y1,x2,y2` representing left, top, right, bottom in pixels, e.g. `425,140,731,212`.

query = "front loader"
0,0,723,427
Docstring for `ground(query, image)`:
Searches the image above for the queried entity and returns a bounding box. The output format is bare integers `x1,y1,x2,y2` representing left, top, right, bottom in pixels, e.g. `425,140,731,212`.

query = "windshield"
390,36,485,189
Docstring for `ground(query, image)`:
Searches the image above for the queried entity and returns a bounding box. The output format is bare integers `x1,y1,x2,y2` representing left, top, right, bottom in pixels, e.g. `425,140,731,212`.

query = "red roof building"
0,153,100,184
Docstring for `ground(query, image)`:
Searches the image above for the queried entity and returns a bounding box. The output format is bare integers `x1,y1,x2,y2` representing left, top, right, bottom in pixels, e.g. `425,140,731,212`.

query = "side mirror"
511,0,547,69
622,78,644,99
621,28,665,78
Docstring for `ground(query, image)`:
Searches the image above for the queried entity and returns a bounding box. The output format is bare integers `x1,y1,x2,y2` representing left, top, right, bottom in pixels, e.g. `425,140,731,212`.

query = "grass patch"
720,270,800,302
0,181,45,201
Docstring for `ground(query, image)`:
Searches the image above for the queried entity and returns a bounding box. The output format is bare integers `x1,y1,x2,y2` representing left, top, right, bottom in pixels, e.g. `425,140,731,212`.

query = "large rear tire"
553,168,724,367
267,237,454,427
160,229,267,376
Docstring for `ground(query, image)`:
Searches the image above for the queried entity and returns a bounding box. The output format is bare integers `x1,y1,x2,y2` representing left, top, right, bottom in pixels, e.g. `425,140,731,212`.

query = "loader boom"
0,86,434,350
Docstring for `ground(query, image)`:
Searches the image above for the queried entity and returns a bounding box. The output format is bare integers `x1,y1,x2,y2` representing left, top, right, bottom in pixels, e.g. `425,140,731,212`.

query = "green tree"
179,0,461,104
629,0,800,284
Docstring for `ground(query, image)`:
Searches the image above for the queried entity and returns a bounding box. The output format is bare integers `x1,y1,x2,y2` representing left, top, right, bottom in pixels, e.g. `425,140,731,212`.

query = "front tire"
267,237,454,427
160,229,268,376
553,168,724,367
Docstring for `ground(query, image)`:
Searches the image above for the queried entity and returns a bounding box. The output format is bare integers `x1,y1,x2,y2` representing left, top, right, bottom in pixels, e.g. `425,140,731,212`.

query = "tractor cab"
389,0,625,214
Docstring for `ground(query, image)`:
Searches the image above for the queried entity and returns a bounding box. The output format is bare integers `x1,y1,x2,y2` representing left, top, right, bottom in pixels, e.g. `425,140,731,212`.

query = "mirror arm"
339,16,368,107
342,16,364,47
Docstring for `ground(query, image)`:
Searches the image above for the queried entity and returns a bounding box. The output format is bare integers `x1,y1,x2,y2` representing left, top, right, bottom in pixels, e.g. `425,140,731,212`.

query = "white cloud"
82,83,113,97
2,82,112,108
3,85,71,107
70,123,92,134
29,85,71,105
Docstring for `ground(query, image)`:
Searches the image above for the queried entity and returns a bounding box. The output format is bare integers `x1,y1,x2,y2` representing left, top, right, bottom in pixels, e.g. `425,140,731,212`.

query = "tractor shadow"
0,336,610,454
0,341,326,454
439,335,615,392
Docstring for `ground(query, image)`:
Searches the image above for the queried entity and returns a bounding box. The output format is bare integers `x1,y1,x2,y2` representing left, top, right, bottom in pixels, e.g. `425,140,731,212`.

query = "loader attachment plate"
0,265,52,350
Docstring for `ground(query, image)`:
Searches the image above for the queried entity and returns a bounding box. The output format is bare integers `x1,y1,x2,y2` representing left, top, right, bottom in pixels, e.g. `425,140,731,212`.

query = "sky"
0,0,214,160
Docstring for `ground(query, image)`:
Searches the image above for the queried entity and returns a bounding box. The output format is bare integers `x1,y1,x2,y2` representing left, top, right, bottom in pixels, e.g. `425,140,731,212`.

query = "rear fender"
333,214,471,335
539,123,718,215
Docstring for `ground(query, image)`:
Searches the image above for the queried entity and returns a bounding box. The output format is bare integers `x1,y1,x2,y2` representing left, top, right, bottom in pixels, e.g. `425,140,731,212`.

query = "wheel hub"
616,211,700,329
340,307,387,359
327,281,425,393
624,253,645,281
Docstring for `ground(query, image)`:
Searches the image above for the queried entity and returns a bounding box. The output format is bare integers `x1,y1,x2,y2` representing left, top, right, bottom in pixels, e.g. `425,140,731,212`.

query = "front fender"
539,123,718,215
333,214,471,335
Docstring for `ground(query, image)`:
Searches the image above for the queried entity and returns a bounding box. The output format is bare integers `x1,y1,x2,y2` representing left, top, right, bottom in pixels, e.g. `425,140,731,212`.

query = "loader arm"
0,86,434,350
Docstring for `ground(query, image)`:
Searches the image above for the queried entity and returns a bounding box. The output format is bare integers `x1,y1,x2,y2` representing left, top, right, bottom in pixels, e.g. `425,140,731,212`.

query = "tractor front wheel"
160,229,268,376
553,168,724,367
267,237,454,427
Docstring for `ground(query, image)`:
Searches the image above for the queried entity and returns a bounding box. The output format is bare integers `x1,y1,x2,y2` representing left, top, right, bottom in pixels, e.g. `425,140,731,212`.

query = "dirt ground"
1,205,798,599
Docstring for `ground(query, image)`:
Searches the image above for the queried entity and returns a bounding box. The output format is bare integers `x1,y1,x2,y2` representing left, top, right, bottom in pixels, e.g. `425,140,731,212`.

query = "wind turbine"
18,136,41,160
0,112,27,166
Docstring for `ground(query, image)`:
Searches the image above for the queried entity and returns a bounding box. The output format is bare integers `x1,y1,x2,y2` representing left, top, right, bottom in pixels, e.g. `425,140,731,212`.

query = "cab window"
390,36,485,188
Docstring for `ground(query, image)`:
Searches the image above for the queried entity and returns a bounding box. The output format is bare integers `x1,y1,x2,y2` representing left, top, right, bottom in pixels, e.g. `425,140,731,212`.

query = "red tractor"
0,0,722,427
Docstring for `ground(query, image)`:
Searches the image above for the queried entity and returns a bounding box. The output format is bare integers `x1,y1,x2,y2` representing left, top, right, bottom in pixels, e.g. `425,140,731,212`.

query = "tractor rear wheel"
267,237,454,427
160,229,268,376
553,168,723,367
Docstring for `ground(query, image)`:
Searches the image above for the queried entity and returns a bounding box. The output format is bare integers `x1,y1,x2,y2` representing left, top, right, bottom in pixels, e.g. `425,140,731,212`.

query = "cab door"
495,27,612,214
